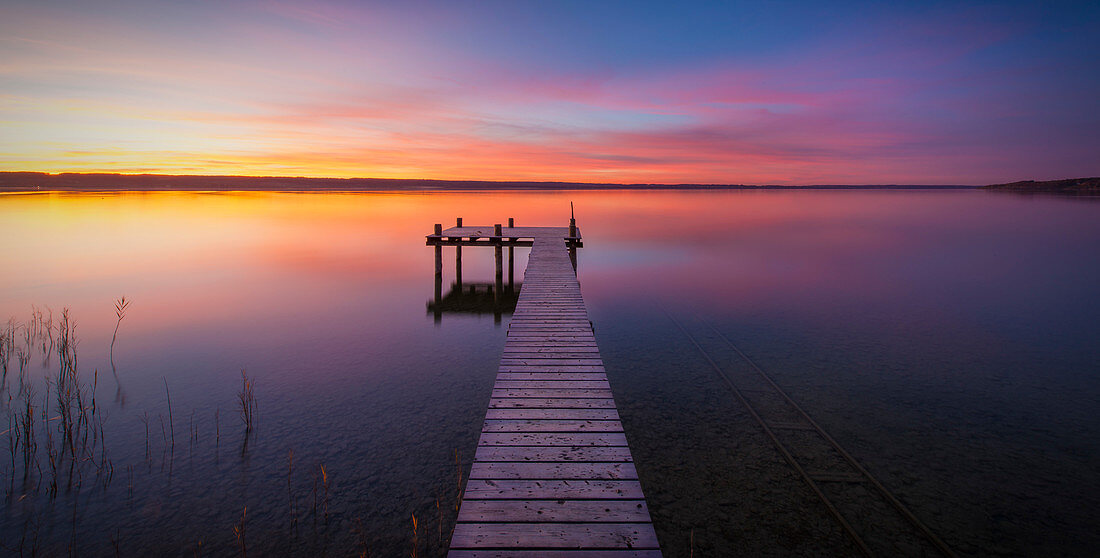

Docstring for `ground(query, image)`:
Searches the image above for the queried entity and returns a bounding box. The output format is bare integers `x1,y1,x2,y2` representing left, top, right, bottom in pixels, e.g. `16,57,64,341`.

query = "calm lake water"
0,190,1097,556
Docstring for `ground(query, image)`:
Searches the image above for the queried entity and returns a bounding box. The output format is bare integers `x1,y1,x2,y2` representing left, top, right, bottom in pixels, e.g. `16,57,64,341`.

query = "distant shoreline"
0,172,974,192
981,177,1100,193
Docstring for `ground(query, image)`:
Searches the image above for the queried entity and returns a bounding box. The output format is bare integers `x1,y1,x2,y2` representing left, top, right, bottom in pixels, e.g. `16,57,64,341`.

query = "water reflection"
0,190,1096,556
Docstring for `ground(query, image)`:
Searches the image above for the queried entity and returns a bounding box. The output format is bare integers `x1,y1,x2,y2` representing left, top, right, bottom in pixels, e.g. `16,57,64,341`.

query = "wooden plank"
496,373,608,381
500,353,603,360
493,381,611,390
461,480,645,500
491,388,612,398
478,432,628,446
500,359,605,366
488,398,617,409
469,462,638,480
482,419,623,432
457,499,651,523
448,551,662,558
485,408,620,420
474,446,634,463
450,523,659,549
497,366,606,373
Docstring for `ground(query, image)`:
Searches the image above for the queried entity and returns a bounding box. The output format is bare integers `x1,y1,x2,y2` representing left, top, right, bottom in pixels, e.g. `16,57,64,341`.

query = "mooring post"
433,224,443,322
508,246,515,290
454,217,463,288
455,246,463,290
494,223,504,308
507,217,515,289
569,202,577,238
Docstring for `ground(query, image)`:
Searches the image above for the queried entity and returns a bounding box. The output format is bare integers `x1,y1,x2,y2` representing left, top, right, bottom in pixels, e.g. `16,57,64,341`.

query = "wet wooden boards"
449,235,661,556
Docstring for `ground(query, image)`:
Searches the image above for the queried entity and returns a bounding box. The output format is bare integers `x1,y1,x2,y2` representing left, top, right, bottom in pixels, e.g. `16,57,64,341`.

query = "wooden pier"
428,220,661,556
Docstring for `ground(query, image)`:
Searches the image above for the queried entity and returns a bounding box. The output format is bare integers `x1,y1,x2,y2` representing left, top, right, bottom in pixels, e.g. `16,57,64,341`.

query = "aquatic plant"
238,369,256,433
233,506,248,558
164,379,175,450
110,297,130,404
110,296,130,362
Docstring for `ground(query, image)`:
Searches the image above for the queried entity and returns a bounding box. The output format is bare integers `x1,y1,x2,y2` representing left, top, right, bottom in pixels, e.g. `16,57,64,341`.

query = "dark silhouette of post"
507,217,515,289
569,202,577,238
455,217,463,289
494,223,503,323
433,223,443,323
569,204,578,274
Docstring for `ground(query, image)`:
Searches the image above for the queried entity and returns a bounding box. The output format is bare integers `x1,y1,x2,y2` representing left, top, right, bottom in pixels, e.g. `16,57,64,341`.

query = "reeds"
110,297,129,405
164,379,175,449
233,506,248,558
238,369,256,433
410,512,419,558
109,297,130,363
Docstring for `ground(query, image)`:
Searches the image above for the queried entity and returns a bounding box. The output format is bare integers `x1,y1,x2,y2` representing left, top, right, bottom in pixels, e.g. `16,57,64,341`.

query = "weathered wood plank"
495,383,616,391
461,480,645,500
488,398,617,409
478,432,628,446
481,419,623,432
491,388,612,399
496,373,608,381
456,499,651,523
502,346,600,353
485,408,620,420
500,359,605,366
500,354,604,361
450,523,659,549
448,551,662,558
474,446,634,463
469,462,638,480
497,366,606,373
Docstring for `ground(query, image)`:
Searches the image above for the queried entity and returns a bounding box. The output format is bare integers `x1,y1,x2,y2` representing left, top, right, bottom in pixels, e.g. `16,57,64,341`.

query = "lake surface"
0,189,1097,556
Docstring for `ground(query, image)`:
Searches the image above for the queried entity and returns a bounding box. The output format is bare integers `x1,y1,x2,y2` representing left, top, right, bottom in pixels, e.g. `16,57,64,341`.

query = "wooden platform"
449,235,661,556
428,225,582,247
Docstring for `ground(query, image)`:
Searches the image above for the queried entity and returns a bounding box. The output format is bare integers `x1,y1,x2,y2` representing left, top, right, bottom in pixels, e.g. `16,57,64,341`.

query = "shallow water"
0,190,1097,556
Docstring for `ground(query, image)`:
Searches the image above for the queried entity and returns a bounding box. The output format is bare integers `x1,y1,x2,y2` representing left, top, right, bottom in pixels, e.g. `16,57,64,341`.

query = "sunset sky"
2,0,1098,184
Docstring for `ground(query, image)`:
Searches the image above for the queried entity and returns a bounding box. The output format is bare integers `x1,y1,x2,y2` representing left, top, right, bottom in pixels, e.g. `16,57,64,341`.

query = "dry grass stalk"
233,506,247,558
238,370,256,433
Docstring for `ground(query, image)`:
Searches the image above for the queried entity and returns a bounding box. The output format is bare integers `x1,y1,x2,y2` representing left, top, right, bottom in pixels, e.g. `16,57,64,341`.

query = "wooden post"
455,245,462,289
569,202,577,238
508,217,514,228
508,245,514,289
433,223,443,322
456,217,462,227
494,224,503,307
570,244,578,275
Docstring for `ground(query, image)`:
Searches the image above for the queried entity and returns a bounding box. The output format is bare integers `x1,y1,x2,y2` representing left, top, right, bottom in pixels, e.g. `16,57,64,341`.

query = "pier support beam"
433,223,443,323
494,223,503,324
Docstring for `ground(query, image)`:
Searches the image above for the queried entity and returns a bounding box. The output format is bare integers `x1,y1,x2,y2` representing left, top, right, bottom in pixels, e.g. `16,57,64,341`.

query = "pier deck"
443,227,660,556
